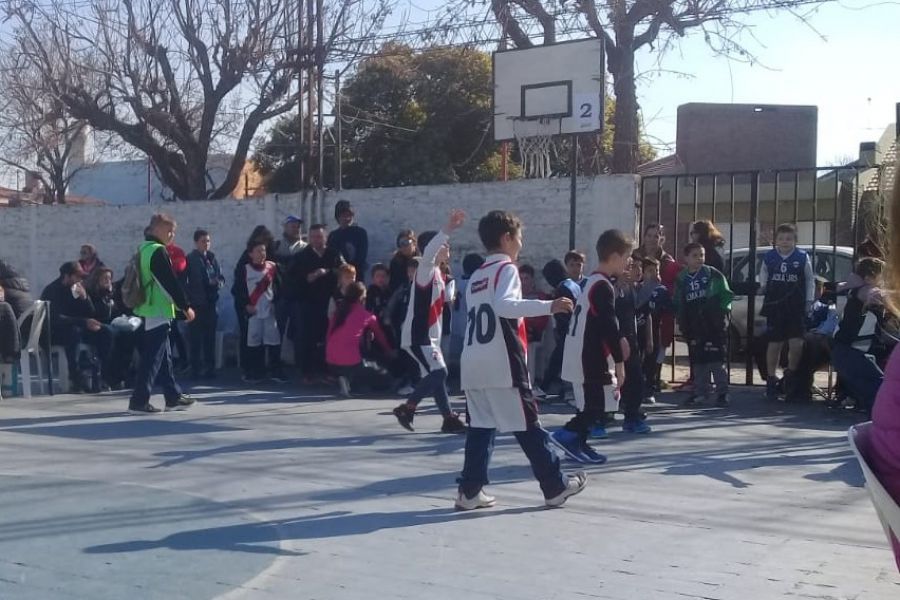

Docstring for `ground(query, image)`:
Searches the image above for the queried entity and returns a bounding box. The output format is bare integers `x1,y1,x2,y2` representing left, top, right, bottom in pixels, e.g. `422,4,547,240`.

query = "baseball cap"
283,215,304,225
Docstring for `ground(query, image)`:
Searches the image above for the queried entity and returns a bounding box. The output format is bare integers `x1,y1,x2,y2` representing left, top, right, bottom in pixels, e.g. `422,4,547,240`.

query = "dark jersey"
614,282,638,346
761,248,809,316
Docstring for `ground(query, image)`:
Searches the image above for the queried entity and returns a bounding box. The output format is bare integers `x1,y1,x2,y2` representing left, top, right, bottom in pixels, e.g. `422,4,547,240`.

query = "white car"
724,245,854,352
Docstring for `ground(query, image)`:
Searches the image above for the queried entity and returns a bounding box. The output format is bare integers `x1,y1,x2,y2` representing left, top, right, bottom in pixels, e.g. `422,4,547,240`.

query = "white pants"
247,314,280,347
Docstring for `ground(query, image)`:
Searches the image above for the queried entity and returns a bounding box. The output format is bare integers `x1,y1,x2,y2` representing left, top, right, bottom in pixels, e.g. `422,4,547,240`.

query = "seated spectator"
85,266,136,389
0,258,33,319
0,258,33,366
0,286,20,363
40,261,112,392
327,282,394,396
78,244,105,276
792,277,838,403
519,264,550,393
831,258,893,414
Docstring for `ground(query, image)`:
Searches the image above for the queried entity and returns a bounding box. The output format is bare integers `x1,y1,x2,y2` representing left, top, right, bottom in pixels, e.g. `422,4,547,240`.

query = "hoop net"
512,117,561,179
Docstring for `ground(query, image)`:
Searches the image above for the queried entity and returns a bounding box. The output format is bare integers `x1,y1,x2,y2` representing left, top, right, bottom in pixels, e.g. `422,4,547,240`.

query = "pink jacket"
326,302,392,367
870,346,900,568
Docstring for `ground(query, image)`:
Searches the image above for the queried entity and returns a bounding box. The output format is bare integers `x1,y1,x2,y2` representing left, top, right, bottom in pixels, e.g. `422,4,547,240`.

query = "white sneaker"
454,490,497,511
397,384,415,396
337,376,351,397
532,386,547,399
545,471,587,507
645,395,657,404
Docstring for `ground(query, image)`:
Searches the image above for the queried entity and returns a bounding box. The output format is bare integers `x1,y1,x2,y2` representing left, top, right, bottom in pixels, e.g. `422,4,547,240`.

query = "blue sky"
630,1,900,162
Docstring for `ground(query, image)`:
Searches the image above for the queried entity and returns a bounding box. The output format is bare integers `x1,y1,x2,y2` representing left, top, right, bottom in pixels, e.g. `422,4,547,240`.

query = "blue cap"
283,215,304,225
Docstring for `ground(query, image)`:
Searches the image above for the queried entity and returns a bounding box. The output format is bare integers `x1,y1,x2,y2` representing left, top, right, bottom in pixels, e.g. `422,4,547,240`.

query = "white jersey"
461,254,554,391
562,271,621,387
401,231,448,350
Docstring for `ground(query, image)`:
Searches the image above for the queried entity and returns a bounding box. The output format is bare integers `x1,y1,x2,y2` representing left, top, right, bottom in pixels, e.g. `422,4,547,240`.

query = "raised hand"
445,209,466,233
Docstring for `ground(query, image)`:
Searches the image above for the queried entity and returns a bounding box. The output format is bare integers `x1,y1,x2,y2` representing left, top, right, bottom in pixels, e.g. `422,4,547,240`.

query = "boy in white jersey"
456,210,586,510
392,210,467,434
551,229,632,464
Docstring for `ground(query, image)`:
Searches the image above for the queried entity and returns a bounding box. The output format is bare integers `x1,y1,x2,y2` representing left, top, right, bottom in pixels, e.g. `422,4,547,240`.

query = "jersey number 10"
466,304,497,345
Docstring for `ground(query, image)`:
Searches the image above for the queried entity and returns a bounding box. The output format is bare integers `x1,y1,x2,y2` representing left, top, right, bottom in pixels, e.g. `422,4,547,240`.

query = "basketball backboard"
493,38,605,142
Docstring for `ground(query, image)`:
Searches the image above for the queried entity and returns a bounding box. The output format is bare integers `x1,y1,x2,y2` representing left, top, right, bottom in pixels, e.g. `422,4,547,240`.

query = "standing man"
272,215,307,349
289,223,345,384
328,200,368,280
128,213,196,414
184,229,223,379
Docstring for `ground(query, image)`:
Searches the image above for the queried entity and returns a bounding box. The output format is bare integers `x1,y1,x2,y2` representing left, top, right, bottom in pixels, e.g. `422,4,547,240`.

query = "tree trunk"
609,30,639,174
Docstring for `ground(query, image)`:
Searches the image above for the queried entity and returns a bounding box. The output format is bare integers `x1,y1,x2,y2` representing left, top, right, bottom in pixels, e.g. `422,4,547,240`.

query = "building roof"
636,153,684,177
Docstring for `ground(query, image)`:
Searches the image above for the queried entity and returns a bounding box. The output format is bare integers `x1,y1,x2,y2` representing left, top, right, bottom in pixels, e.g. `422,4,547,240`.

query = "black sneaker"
440,414,466,434
715,393,729,407
165,395,196,411
392,404,415,431
128,403,161,415
765,377,779,401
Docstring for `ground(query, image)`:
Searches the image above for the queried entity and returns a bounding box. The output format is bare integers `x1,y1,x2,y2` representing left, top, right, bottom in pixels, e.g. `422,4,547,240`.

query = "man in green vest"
128,213,196,414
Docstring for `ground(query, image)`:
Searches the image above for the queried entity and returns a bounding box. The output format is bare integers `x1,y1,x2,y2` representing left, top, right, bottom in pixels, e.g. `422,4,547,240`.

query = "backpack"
121,251,146,309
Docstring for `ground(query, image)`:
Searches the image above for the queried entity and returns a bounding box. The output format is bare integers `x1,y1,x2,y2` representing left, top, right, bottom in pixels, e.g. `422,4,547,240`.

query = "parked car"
724,245,854,352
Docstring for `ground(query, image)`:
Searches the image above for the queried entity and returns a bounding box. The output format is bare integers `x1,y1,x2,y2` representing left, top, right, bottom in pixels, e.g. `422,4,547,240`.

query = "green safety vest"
134,241,175,319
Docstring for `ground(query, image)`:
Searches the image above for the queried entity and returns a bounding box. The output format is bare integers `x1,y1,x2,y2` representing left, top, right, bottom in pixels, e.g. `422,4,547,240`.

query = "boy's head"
478,210,524,260
519,264,536,294
641,256,660,282
595,230,633,277
194,228,211,252
855,257,885,285
564,250,586,281
418,230,450,265
248,242,267,265
370,263,389,289
774,223,798,254
462,253,485,278
683,242,705,272
335,200,354,227
337,264,357,290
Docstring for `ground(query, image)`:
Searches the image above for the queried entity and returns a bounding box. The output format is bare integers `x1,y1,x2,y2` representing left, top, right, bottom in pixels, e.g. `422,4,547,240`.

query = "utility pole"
316,0,325,189
305,0,315,190
335,70,342,191
297,0,306,193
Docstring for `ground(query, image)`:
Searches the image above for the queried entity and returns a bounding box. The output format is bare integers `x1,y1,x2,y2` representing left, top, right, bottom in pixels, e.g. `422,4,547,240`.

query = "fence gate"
639,164,886,386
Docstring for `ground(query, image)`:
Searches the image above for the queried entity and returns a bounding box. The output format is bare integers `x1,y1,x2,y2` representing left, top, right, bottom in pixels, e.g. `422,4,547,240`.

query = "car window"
813,251,853,283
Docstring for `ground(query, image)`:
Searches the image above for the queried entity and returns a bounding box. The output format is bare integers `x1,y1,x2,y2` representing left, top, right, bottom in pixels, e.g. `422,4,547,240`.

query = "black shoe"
128,403,161,415
440,414,466,434
165,395,196,411
715,393,729,407
392,404,415,431
765,377,779,401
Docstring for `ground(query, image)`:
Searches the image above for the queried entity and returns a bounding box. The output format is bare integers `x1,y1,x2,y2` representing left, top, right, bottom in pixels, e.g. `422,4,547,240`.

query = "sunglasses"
398,239,414,248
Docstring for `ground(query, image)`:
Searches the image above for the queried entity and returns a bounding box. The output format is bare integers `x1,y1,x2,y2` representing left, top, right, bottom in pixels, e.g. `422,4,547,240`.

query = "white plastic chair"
848,422,900,571
16,301,70,397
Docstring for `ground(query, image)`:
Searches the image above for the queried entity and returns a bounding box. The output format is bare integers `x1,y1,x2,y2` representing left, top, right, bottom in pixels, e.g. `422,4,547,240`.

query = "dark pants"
245,344,283,379
458,393,566,499
642,345,661,395
0,302,20,361
832,343,883,413
104,326,136,386
563,380,610,439
406,367,452,417
169,321,188,368
188,305,217,375
542,330,566,389
234,302,249,374
331,361,392,392
129,322,182,408
621,343,645,422
300,302,328,377
56,322,113,386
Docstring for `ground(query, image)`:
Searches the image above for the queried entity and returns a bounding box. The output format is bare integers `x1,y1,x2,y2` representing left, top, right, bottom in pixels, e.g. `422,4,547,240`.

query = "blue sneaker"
549,429,589,463
590,425,609,439
622,419,652,434
579,442,608,464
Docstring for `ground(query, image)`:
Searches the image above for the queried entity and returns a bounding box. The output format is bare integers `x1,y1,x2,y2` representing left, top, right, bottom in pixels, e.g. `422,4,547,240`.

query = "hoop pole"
569,134,578,249
501,141,509,181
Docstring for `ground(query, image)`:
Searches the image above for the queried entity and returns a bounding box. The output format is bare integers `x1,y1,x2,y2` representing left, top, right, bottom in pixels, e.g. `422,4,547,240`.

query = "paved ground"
0,377,896,600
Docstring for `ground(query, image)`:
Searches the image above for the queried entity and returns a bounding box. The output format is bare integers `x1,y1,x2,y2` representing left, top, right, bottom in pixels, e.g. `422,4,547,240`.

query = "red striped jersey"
401,231,448,349
461,254,554,391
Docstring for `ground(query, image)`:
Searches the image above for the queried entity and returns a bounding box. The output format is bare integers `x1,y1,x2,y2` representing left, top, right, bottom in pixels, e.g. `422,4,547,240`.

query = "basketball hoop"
512,117,561,179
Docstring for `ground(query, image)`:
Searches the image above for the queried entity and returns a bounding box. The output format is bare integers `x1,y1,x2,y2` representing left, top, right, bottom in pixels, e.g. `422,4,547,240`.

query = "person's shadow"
83,506,545,556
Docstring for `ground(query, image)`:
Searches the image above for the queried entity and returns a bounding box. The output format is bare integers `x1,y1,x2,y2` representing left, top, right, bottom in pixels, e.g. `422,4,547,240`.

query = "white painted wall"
0,175,639,304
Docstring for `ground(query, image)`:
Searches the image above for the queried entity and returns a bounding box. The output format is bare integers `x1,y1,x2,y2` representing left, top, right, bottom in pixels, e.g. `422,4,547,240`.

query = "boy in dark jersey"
637,257,672,403
759,223,815,401
617,257,652,434
675,243,734,407
457,210,584,510
551,230,632,464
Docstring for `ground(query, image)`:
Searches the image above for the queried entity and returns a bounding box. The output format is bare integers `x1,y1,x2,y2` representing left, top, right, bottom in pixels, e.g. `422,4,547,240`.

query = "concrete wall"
0,175,639,305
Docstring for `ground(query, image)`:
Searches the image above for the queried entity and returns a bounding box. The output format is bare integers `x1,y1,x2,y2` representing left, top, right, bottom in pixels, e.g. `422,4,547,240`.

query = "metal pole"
692,175,699,223
832,167,840,279
793,171,800,224
297,0,305,193
852,170,861,262
569,134,578,250
672,175,680,384
316,0,325,189
655,177,662,225
335,69,342,191
711,175,718,223
773,172,780,237
745,172,760,386
306,0,314,189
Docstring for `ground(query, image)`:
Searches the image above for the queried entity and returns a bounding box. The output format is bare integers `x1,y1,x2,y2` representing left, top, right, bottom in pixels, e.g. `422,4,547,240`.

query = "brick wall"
0,175,639,302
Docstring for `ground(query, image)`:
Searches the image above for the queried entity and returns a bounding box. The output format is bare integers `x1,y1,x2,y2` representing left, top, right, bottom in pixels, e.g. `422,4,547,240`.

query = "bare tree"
439,0,836,173
2,0,392,200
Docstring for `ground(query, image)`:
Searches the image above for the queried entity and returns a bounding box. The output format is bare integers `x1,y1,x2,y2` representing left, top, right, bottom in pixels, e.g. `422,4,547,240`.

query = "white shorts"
247,314,280,347
572,383,619,413
465,388,539,433
405,344,446,377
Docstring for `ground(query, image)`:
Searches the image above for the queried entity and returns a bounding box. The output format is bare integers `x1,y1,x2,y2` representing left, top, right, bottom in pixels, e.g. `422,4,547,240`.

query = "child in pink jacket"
326,282,394,396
